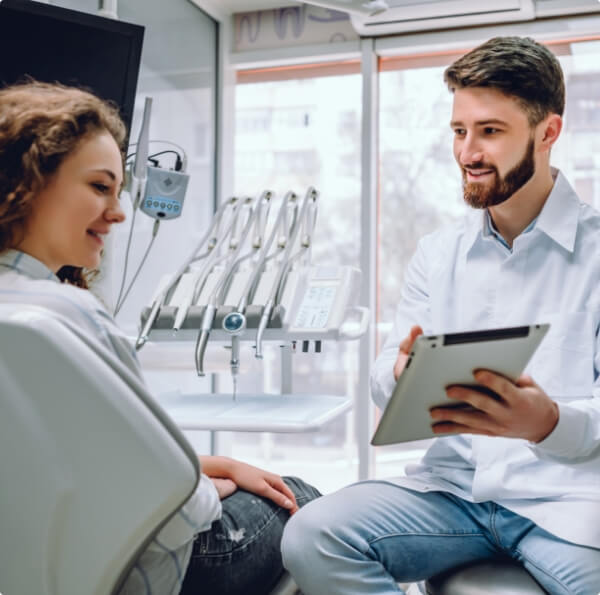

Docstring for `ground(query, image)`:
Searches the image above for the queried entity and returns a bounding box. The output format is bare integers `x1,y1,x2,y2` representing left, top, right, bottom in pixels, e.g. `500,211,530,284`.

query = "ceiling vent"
350,0,535,36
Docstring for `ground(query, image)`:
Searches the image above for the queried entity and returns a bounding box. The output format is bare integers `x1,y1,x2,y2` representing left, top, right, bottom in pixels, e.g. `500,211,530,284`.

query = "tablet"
371,324,549,445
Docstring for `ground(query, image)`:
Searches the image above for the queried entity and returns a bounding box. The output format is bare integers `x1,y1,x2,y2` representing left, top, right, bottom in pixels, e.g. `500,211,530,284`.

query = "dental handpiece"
222,311,246,400
136,298,161,351
194,303,216,376
195,198,256,377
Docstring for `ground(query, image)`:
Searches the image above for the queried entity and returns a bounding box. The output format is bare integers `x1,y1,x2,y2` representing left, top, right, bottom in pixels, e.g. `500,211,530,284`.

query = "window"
377,53,466,475
553,39,600,209
375,37,600,477
232,69,363,492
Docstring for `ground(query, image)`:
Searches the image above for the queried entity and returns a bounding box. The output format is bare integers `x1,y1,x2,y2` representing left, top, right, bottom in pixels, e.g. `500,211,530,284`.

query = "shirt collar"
535,168,580,253
464,168,579,254
0,250,59,281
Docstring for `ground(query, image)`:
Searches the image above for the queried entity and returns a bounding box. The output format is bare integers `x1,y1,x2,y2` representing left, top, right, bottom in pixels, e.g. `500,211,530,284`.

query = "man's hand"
393,325,423,381
200,456,298,514
429,370,559,443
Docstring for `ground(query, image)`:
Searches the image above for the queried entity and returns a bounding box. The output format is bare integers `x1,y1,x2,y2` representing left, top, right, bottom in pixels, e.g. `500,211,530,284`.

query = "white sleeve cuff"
530,402,588,460
153,473,222,550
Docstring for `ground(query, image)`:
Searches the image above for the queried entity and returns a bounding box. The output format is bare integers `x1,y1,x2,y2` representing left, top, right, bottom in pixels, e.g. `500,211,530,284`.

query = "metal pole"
357,37,378,480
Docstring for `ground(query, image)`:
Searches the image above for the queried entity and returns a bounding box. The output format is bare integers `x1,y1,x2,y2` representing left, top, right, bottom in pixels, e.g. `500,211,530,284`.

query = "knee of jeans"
281,500,328,571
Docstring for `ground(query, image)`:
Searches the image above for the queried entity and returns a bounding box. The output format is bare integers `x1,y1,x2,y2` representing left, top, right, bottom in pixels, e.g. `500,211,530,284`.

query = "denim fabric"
180,476,320,595
281,481,600,595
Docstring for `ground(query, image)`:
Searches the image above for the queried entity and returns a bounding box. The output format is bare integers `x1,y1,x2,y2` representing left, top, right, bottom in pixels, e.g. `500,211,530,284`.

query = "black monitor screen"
0,0,144,138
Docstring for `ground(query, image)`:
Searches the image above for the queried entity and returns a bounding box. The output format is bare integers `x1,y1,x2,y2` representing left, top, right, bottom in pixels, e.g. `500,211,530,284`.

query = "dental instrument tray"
371,323,549,445
154,392,353,433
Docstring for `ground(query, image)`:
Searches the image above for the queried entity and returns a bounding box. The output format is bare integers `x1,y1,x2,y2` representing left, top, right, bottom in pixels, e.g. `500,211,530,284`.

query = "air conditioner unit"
350,0,535,36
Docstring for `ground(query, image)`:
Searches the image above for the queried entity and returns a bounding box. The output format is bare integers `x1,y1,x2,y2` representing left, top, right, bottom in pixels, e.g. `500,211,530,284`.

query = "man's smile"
464,168,495,182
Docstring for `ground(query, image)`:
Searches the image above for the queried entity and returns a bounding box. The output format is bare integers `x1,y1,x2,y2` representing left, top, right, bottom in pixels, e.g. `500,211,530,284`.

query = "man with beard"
281,36,600,594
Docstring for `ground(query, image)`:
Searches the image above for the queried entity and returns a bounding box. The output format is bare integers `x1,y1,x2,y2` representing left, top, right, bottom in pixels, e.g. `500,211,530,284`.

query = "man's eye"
453,129,466,136
484,128,499,134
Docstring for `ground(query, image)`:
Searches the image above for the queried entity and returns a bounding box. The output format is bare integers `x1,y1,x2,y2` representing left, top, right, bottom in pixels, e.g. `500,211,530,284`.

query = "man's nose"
458,134,484,166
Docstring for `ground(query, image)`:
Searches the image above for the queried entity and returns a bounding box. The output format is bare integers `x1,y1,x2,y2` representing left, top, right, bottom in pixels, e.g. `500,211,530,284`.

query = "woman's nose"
105,199,126,224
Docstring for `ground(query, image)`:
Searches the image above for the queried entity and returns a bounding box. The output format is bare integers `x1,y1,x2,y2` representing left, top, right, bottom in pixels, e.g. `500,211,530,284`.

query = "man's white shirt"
371,169,600,549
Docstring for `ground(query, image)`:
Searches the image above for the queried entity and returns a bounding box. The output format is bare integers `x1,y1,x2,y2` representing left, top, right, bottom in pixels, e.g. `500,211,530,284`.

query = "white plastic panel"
351,0,535,36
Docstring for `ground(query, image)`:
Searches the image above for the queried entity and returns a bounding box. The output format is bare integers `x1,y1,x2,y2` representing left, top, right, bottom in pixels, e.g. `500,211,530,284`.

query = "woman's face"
18,130,125,272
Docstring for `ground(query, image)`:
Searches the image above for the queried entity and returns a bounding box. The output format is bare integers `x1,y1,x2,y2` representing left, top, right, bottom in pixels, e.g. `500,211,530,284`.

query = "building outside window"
233,69,363,493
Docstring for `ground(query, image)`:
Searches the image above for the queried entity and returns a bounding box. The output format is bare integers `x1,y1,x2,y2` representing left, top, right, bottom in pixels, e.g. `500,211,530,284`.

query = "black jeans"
180,476,321,595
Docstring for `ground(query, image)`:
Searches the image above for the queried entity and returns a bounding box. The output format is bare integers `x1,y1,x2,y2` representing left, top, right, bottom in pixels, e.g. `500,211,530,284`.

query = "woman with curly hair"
0,80,320,595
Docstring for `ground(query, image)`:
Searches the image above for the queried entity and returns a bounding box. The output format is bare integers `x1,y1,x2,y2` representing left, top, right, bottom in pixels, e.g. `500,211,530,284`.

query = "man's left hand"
430,370,559,443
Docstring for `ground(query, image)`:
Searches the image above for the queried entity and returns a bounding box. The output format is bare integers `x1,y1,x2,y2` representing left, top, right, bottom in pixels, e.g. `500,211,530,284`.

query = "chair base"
425,559,546,594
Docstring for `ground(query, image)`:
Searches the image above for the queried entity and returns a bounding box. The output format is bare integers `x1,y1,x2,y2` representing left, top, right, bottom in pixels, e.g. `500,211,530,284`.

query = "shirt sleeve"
530,323,600,461
149,473,222,550
370,237,432,410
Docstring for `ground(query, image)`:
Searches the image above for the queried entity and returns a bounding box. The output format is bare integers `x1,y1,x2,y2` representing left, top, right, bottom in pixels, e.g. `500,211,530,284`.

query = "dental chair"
0,303,200,595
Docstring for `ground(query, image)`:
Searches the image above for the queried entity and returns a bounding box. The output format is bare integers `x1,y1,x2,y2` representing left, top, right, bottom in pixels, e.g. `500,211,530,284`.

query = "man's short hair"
444,36,565,126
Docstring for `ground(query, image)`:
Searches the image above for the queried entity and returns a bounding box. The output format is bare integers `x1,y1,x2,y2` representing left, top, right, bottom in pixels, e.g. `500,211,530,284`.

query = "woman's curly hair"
0,80,127,288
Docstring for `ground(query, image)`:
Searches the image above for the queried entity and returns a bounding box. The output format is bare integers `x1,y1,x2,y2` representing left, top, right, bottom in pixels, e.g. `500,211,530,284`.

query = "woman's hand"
200,456,298,514
210,477,237,500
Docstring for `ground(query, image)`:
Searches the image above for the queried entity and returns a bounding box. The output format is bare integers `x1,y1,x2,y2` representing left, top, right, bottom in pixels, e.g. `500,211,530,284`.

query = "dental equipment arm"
175,201,243,332
135,197,237,350
195,197,257,377
255,187,318,358
130,97,152,211
222,191,274,319
274,191,319,305
219,191,273,394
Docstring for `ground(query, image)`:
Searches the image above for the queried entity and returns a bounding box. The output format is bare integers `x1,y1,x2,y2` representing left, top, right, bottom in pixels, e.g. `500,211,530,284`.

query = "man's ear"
537,114,562,152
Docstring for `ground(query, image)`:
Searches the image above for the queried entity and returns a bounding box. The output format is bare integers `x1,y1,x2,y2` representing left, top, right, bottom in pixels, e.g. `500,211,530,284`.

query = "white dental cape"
0,249,221,595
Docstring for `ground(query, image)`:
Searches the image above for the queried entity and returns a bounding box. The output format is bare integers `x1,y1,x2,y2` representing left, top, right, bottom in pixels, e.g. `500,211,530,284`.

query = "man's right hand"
393,325,423,381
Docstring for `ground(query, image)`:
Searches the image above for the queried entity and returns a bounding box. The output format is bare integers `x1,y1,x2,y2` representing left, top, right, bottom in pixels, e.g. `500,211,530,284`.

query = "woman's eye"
92,183,109,193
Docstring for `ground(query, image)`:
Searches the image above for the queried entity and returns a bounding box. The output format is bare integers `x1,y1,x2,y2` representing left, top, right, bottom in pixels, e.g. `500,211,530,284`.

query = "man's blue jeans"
180,476,320,595
281,480,600,594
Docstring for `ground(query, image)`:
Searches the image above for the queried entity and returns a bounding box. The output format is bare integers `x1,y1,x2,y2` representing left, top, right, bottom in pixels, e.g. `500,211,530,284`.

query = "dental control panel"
140,166,189,220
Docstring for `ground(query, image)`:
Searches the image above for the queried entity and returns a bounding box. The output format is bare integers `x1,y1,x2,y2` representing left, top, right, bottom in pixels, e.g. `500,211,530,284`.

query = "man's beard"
462,138,535,209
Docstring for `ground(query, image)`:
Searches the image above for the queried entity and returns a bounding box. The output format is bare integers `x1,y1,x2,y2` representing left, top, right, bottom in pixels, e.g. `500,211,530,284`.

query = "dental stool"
425,558,547,594
270,559,547,595
0,304,200,595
